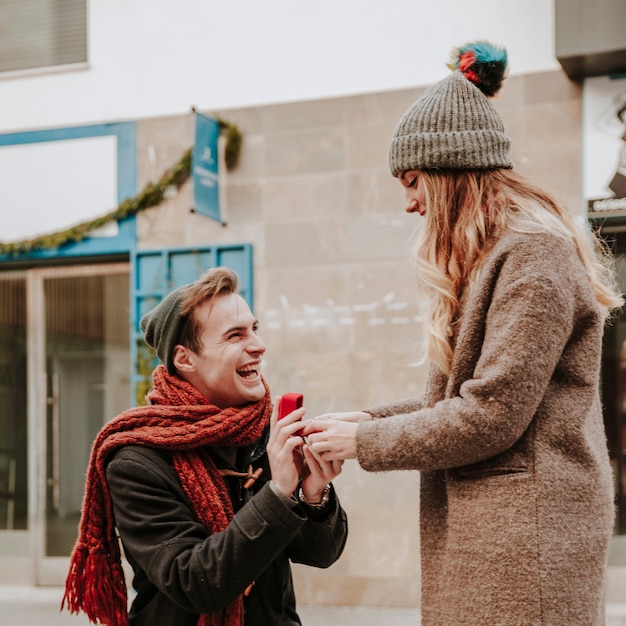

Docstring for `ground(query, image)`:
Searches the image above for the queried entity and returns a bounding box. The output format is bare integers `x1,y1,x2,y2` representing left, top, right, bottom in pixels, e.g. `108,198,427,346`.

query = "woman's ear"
172,344,196,372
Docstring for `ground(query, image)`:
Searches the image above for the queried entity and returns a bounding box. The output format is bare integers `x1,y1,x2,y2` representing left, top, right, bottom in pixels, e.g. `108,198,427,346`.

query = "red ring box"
278,393,303,419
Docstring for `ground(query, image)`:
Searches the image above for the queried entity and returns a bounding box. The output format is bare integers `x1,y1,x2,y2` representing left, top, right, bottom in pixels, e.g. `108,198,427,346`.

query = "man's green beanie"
140,284,190,375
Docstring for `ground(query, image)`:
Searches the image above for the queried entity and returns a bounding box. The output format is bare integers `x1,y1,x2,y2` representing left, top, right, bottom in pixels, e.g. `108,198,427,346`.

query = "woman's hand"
302,418,359,461
309,410,372,423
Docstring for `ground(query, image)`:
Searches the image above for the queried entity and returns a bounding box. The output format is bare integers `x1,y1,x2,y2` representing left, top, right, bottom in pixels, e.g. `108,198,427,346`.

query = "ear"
172,344,196,373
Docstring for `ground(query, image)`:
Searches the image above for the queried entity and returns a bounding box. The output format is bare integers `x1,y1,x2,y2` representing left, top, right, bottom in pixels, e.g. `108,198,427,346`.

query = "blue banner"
192,113,222,223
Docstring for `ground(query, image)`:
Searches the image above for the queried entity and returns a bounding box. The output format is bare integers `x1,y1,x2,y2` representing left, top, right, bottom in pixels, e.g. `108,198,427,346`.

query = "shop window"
0,274,26,530
597,228,626,540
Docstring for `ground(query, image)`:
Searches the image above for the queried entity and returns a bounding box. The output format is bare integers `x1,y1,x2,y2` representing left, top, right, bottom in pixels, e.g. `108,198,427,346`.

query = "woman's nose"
405,197,419,213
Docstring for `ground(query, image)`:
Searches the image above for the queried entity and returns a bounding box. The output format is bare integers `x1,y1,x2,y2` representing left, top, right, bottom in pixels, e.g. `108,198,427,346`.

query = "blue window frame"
131,244,254,403
0,122,137,261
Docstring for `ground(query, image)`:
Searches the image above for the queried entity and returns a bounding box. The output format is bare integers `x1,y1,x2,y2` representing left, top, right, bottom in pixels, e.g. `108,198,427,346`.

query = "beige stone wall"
135,69,582,608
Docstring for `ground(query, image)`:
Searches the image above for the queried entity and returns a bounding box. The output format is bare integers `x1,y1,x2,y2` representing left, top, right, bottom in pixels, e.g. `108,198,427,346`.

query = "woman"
303,41,623,626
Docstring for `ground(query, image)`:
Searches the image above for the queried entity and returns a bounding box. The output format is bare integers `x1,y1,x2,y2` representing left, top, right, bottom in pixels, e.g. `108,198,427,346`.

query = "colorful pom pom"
447,41,508,98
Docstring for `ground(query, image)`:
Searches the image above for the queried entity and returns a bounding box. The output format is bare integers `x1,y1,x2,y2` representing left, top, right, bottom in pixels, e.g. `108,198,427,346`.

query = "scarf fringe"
61,367,272,626
199,598,244,626
63,546,129,626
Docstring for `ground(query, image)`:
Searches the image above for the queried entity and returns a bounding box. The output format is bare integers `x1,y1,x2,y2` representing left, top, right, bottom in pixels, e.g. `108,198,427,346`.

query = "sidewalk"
1,585,625,625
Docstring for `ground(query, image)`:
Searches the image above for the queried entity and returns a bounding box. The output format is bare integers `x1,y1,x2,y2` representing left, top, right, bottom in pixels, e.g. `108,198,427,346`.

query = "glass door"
598,225,626,566
32,264,130,584
0,273,28,567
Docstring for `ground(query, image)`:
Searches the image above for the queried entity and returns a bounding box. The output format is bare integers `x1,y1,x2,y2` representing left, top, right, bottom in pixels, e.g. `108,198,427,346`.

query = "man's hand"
298,442,343,504
266,396,306,498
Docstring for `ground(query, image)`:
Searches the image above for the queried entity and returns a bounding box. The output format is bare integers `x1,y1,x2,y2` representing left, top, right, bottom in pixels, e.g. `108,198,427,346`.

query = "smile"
237,364,259,379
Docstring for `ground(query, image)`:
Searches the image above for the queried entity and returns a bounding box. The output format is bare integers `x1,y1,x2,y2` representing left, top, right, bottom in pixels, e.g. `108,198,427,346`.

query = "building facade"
1,0,625,608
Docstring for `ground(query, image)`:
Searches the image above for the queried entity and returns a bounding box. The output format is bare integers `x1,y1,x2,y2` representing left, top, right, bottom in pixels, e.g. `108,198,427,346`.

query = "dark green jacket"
106,438,347,625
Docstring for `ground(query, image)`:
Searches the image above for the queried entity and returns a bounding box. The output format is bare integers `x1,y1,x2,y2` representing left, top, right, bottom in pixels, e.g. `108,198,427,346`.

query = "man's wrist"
269,480,298,508
298,484,331,509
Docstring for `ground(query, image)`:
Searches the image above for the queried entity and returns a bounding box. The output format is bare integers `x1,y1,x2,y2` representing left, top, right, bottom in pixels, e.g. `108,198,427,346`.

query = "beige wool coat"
357,228,615,626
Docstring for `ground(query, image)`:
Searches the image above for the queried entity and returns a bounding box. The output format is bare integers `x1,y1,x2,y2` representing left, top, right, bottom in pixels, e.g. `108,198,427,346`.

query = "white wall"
0,0,558,133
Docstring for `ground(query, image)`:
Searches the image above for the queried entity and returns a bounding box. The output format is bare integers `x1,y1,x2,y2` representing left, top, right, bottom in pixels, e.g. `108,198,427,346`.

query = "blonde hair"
413,169,624,373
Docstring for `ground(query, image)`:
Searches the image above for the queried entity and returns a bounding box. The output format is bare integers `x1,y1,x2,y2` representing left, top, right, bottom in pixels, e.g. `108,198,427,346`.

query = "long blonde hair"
413,168,624,373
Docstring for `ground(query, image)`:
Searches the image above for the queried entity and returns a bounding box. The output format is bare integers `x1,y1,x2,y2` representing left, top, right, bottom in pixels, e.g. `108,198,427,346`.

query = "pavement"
1,585,625,625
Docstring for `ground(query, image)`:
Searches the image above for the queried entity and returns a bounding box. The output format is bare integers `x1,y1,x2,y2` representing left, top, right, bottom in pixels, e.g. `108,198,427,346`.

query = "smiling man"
63,267,347,626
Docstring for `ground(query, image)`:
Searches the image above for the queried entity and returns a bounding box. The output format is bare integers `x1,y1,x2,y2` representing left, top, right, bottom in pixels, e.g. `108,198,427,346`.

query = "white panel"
0,135,117,242
0,0,558,131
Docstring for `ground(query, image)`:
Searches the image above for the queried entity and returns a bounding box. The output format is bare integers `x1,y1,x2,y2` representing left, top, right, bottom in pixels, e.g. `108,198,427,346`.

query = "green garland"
0,117,242,257
216,115,243,171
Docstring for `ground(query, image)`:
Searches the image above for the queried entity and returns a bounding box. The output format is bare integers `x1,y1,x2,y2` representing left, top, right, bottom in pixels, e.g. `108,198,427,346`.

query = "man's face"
176,292,267,408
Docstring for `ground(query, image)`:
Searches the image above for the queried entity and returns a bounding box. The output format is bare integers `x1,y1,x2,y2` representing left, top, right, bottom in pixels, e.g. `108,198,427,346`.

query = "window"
131,245,254,404
0,0,87,75
0,273,26,530
0,121,136,262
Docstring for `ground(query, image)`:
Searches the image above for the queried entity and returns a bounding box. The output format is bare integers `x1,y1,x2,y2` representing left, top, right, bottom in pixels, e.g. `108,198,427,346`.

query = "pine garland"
216,116,243,171
0,118,242,257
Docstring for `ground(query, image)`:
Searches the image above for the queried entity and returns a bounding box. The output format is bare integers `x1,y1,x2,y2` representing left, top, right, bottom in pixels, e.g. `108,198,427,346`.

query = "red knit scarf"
62,365,272,626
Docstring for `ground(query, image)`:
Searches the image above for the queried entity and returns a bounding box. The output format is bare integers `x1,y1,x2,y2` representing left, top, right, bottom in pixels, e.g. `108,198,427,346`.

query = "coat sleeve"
364,394,426,418
286,484,348,567
356,234,594,472
106,447,345,615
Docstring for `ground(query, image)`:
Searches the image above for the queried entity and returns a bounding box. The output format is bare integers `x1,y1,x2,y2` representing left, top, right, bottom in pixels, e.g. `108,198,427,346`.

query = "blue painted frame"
0,122,137,261
130,244,254,403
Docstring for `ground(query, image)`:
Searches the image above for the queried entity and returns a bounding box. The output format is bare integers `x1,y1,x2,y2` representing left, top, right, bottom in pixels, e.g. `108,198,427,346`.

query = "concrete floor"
1,586,625,625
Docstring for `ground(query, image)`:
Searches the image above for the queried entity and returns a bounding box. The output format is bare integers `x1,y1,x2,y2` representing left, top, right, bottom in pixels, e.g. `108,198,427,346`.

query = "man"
63,266,348,626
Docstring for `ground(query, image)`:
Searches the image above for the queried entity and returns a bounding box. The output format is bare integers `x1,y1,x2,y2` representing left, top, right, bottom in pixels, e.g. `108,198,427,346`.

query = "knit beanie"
389,41,513,176
140,284,191,375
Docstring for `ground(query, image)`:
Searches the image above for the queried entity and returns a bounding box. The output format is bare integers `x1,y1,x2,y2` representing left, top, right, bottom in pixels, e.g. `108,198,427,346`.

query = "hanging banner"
192,112,222,223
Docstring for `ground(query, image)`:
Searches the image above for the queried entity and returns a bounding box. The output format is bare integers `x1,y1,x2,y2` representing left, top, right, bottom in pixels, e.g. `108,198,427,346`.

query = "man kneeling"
63,266,348,626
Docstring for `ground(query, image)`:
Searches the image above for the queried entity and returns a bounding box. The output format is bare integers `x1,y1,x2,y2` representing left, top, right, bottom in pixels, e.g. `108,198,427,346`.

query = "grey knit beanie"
389,41,513,176
140,283,191,375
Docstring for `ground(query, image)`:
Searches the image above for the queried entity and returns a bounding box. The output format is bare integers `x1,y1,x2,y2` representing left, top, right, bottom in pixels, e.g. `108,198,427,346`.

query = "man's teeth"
238,366,257,378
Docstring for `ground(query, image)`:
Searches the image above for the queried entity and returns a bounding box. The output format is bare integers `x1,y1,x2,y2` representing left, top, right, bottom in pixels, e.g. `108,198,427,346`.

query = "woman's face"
399,169,426,216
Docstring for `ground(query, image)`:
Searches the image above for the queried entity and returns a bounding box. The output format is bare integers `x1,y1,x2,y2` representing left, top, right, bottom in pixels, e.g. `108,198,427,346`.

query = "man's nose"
248,335,266,354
